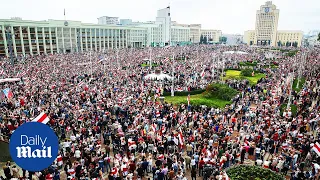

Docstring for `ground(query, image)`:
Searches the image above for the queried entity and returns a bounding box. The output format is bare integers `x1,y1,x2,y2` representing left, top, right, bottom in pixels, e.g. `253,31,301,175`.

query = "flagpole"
90,51,92,76
171,54,175,97
117,49,119,69
149,47,152,68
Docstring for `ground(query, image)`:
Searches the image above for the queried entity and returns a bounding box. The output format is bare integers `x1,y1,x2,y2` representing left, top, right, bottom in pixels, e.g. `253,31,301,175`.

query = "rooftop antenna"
64,9,66,20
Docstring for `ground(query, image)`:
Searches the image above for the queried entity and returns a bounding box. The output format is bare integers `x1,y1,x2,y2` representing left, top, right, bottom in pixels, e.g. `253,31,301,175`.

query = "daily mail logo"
9,122,58,172
16,135,52,158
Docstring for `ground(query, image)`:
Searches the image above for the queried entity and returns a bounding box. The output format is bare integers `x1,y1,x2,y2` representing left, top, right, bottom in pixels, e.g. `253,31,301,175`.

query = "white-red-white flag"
312,142,320,157
32,112,50,124
178,128,184,146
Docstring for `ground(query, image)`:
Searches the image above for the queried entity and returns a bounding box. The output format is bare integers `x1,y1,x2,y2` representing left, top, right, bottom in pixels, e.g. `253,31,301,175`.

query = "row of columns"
1,25,131,57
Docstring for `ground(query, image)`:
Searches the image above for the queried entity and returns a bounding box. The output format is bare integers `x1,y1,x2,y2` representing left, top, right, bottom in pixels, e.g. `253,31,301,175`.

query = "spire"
64,8,66,20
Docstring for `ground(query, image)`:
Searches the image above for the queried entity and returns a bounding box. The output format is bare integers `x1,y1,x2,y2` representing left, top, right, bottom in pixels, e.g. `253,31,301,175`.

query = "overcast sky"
1,0,319,34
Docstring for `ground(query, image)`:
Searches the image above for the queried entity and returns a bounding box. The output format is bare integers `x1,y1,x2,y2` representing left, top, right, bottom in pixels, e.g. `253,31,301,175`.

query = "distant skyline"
0,0,319,34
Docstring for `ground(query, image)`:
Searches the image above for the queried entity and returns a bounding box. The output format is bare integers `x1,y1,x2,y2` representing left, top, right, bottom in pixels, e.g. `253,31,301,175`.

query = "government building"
244,1,303,47
0,7,222,57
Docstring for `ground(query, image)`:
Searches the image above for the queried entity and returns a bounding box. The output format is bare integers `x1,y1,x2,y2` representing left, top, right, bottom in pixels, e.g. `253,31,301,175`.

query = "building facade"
171,25,191,46
189,24,201,44
97,16,119,25
276,31,303,47
244,30,256,45
255,1,279,46
244,1,303,47
244,30,303,47
0,19,147,57
201,29,222,43
156,7,171,46
119,19,133,26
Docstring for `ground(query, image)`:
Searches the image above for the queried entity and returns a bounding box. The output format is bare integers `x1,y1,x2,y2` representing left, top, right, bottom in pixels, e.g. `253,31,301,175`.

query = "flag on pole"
201,70,205,77
32,112,50,124
3,88,13,99
312,142,320,157
178,128,184,146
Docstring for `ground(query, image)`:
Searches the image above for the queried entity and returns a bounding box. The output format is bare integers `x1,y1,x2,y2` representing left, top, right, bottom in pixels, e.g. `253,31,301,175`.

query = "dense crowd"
0,44,320,180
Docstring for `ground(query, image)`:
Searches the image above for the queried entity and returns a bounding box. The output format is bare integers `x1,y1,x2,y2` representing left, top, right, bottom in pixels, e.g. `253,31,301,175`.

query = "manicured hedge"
239,61,258,67
163,89,205,96
241,68,254,77
226,165,285,180
204,83,238,101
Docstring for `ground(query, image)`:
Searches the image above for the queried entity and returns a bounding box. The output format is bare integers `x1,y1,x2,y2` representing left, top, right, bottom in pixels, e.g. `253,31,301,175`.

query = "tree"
219,36,227,44
200,35,204,44
318,32,320,41
277,41,281,47
203,36,208,44
286,41,290,47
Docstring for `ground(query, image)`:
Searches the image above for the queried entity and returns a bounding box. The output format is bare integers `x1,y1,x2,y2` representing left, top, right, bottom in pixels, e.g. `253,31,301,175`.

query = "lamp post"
6,27,15,71
77,30,81,53
171,54,175,97
149,47,152,68
90,51,93,76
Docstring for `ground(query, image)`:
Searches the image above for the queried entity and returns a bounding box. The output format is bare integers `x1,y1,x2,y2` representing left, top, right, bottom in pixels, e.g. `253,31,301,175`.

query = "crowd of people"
0,44,320,180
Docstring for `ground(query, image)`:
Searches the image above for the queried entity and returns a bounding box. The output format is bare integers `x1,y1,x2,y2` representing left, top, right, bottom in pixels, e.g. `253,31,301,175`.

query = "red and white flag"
312,142,320,157
32,112,50,124
56,155,63,166
178,129,184,146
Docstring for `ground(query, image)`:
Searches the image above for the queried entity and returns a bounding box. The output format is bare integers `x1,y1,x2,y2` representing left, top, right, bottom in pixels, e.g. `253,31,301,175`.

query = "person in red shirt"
198,158,205,177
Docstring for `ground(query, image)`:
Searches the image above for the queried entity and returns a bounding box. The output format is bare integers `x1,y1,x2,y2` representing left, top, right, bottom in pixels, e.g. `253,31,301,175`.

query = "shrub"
204,83,238,101
226,165,284,180
241,68,254,77
163,89,205,96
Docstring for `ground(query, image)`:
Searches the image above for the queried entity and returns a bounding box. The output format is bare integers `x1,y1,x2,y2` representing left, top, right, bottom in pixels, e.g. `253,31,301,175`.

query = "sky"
0,0,319,34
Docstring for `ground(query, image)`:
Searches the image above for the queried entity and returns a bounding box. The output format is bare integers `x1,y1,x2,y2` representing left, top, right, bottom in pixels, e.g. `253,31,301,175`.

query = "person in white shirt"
256,159,263,166
74,148,81,159
191,157,196,169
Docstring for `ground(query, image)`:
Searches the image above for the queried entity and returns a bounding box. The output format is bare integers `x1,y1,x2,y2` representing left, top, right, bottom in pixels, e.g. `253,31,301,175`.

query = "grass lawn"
262,65,279,68
292,77,305,92
163,94,231,108
280,104,298,117
223,70,266,85
141,63,158,67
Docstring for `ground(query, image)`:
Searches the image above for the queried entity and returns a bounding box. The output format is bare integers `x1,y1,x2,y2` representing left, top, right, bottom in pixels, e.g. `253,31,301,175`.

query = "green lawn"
141,63,159,67
292,77,305,92
223,70,266,85
280,104,298,117
164,94,231,108
262,65,279,68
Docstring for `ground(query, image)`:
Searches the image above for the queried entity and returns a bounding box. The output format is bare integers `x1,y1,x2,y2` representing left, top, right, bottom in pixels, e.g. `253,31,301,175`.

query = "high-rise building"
156,6,171,46
254,1,279,46
244,1,303,47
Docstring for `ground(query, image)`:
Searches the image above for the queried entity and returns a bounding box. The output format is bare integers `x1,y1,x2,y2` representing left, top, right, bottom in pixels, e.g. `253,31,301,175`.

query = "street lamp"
5,27,15,68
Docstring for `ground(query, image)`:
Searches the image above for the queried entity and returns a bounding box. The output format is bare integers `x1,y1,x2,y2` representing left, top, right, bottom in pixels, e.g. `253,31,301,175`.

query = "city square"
0,0,320,180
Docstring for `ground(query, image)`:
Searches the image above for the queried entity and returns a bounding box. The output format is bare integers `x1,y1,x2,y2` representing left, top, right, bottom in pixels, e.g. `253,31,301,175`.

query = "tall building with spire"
244,1,303,47
254,1,279,46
